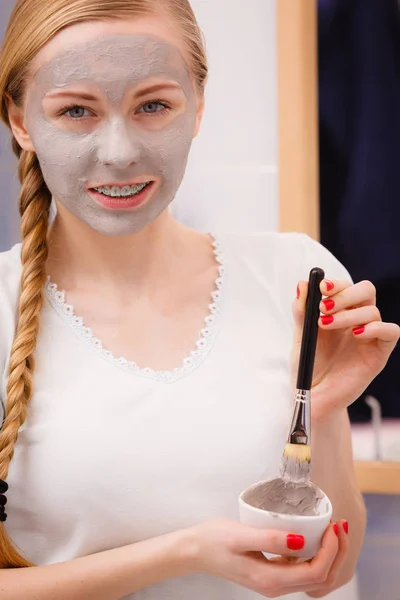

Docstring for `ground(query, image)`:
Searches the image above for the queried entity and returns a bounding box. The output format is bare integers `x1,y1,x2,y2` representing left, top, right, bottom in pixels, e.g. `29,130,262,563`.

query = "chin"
82,203,171,238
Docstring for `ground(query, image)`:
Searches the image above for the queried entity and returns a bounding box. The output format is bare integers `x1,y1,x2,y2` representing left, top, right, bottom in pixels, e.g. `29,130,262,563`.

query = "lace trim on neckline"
44,235,225,384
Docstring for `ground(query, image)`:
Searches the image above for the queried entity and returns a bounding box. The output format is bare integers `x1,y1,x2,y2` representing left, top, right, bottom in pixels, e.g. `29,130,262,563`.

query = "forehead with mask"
23,32,199,236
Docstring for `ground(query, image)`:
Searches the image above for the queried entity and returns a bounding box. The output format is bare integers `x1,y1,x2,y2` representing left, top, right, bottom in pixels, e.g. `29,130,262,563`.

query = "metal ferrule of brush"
287,389,311,445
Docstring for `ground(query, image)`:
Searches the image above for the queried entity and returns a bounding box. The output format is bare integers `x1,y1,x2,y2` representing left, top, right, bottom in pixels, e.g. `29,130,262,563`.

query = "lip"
88,181,156,210
88,178,155,189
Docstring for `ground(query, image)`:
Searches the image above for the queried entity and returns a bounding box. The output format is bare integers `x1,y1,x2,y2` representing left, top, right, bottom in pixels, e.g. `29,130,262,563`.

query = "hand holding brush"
280,267,325,482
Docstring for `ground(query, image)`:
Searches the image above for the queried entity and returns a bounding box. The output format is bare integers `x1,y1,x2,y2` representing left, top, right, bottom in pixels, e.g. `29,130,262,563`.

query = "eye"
58,104,93,119
137,101,170,115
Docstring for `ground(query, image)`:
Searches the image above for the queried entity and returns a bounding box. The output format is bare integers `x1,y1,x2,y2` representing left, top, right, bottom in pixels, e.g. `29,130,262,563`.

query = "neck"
46,202,199,294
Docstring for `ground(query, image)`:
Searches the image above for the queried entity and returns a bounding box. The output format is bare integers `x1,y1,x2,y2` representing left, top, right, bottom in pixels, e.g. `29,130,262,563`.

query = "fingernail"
342,521,349,535
287,534,305,550
353,327,365,336
296,284,300,299
322,299,335,311
333,524,339,537
325,280,335,292
321,315,334,326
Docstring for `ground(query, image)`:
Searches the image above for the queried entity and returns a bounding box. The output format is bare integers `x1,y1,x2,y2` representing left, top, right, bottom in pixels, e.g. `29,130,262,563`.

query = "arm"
290,264,398,596
0,527,196,600
308,408,367,597
0,517,350,600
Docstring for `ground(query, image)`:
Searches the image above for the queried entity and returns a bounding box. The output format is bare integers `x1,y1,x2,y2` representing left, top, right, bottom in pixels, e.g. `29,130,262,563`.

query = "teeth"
121,186,132,196
94,182,150,197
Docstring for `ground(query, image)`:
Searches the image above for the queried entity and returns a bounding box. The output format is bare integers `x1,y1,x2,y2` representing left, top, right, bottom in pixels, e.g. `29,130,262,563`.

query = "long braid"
0,140,51,568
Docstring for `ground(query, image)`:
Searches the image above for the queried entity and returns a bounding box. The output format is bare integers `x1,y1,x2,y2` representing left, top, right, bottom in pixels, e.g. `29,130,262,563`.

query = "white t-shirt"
0,231,351,600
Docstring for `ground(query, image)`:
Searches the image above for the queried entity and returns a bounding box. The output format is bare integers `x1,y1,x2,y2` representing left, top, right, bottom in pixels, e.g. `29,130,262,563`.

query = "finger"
292,281,309,344
319,278,353,297
316,520,350,591
320,280,377,314
351,321,400,350
236,527,306,557
293,278,354,342
251,524,339,592
280,520,350,596
319,305,382,330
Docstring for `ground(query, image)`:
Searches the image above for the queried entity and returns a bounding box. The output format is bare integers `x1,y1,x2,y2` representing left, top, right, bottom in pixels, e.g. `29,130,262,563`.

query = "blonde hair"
0,0,207,569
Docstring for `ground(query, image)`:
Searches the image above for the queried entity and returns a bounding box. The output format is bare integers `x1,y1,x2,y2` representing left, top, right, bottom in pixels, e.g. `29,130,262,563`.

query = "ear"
193,97,205,138
6,94,35,152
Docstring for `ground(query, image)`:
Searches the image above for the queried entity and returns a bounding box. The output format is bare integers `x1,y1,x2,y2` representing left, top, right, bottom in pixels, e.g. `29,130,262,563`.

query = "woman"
0,1,398,598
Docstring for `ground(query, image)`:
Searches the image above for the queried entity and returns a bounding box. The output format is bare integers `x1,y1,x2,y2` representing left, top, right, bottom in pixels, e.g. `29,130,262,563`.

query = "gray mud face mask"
25,35,198,236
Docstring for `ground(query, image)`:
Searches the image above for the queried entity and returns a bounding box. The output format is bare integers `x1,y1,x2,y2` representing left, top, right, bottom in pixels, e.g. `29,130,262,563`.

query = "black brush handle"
296,267,325,391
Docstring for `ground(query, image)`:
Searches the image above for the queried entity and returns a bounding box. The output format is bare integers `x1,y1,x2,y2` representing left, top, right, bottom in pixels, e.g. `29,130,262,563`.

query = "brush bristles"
280,443,311,481
283,443,311,462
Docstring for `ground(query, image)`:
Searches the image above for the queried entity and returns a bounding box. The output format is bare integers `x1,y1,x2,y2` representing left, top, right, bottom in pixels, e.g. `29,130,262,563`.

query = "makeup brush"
280,267,325,482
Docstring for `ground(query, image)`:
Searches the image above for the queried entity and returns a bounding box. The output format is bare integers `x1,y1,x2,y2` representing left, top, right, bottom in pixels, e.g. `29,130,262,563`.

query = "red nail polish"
353,327,365,336
287,534,305,550
322,299,335,311
343,521,349,535
296,284,300,299
321,315,334,326
325,280,335,292
333,524,339,537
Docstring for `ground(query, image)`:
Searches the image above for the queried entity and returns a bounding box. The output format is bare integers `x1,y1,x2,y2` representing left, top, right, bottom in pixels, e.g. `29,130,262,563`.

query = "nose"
96,118,142,169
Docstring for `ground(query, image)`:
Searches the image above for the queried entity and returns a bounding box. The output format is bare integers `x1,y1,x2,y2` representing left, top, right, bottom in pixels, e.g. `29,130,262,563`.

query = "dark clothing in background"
318,0,400,421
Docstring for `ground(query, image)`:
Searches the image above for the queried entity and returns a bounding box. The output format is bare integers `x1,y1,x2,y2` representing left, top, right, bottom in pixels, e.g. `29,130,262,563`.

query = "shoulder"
216,230,352,282
215,231,352,329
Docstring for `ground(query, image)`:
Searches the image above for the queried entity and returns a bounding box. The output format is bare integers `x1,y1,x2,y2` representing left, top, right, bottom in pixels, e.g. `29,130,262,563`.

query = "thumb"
292,280,309,346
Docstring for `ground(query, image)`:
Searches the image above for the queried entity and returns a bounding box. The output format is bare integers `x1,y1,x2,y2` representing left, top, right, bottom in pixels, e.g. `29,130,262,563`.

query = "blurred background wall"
0,1,19,249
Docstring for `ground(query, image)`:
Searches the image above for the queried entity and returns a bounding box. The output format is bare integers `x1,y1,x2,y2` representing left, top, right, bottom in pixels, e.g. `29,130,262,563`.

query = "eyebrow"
135,82,183,99
45,82,183,101
45,91,99,101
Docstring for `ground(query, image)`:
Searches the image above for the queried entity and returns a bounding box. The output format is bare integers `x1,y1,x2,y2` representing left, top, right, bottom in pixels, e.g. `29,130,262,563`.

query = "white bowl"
238,478,333,558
